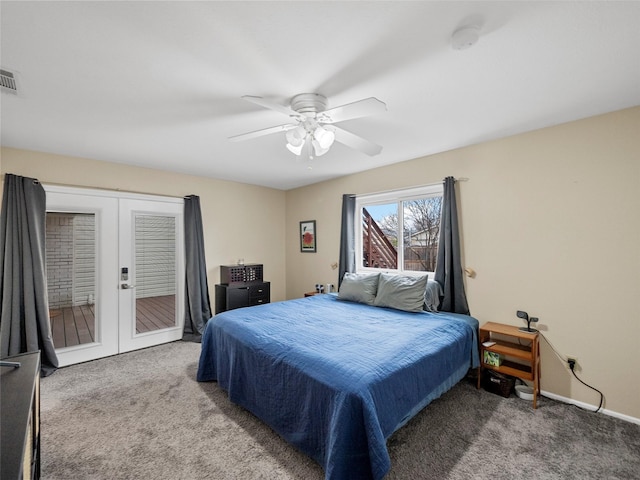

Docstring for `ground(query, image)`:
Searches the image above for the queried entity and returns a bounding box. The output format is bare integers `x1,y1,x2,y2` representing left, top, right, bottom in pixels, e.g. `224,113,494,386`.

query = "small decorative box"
483,350,503,366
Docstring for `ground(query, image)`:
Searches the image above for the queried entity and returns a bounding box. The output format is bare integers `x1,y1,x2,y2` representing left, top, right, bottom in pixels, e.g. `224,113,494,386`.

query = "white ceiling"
1,1,639,190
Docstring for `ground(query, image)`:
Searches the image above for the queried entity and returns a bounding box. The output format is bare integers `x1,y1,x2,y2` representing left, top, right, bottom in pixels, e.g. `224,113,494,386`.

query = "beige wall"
0,148,287,305
2,107,638,420
285,107,640,420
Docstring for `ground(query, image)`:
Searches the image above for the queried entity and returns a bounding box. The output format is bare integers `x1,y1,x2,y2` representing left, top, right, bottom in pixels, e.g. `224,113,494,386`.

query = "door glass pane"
46,212,96,348
134,215,176,333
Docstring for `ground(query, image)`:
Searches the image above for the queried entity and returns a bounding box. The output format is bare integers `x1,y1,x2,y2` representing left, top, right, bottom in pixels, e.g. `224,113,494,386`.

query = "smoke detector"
452,25,480,50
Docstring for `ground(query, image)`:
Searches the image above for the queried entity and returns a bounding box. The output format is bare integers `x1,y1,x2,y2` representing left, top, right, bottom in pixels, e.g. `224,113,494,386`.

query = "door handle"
121,284,136,289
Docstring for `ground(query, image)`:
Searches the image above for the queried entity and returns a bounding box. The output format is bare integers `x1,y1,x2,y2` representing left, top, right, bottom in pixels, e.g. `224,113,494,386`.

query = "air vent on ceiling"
0,69,18,94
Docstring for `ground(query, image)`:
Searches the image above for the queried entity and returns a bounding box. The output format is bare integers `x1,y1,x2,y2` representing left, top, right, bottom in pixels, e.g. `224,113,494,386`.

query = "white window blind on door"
135,215,176,299
72,214,96,306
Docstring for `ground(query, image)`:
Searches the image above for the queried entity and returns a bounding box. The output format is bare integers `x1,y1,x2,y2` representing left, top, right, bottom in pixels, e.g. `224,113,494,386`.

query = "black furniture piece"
1,351,41,480
215,264,270,314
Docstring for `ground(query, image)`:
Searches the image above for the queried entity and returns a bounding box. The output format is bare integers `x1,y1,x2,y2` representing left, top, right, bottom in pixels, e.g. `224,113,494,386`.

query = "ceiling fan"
229,93,386,159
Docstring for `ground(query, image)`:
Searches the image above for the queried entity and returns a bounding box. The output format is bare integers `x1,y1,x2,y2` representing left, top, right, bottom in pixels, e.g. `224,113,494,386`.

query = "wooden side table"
477,322,541,408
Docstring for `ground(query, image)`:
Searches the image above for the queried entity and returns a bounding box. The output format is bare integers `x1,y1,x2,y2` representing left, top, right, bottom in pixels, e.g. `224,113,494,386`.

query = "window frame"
355,184,443,277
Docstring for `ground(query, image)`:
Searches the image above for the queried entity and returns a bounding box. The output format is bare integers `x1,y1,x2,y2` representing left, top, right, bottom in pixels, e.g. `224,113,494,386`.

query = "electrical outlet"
567,356,578,369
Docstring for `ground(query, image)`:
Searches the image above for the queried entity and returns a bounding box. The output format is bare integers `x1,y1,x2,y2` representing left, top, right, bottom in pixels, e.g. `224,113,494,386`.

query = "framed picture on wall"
300,220,316,253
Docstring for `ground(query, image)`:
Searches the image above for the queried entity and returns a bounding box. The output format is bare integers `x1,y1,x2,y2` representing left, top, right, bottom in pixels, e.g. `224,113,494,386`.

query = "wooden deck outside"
135,295,176,334
50,295,176,349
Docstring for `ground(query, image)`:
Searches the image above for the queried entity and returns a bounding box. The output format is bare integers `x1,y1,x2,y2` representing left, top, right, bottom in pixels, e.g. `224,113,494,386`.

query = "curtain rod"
350,177,468,198
1,173,41,185
35,179,189,199
3,175,193,199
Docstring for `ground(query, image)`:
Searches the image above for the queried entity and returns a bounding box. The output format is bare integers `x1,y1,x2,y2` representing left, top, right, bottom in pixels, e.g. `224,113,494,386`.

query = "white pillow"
373,273,429,313
338,273,380,305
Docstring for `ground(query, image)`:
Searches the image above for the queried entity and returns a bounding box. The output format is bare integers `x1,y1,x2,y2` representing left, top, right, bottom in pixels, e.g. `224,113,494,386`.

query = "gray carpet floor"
40,341,640,479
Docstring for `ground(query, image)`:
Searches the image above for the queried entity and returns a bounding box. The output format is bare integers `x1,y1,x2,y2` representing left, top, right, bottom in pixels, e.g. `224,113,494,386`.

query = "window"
355,184,443,275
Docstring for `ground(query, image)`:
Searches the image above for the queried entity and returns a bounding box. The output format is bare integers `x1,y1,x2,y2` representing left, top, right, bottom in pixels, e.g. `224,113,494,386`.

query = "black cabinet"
1,351,41,480
215,282,270,314
215,263,270,314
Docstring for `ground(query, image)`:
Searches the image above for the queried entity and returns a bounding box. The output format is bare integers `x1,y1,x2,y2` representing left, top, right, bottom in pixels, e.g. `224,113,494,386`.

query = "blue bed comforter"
197,294,479,480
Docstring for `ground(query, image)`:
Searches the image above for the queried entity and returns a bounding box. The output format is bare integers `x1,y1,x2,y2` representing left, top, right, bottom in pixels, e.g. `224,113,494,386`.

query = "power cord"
540,332,604,414
568,359,604,413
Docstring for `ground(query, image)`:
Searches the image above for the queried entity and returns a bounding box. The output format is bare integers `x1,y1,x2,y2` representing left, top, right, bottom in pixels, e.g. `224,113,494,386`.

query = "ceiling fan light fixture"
232,93,385,159
313,126,335,150
311,139,331,157
286,141,304,155
286,125,307,147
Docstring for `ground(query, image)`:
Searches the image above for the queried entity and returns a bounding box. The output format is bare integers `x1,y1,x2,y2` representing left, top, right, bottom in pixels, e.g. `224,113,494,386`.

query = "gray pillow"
424,279,443,312
338,273,380,305
373,273,429,313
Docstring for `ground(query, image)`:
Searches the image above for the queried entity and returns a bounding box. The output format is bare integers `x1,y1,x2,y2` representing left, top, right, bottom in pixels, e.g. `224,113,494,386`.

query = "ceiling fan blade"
333,126,383,156
228,124,296,142
318,97,386,124
242,95,299,118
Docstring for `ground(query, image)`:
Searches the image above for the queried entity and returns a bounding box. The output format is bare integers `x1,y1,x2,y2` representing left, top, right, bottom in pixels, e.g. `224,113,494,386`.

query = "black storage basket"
482,370,516,398
220,264,263,285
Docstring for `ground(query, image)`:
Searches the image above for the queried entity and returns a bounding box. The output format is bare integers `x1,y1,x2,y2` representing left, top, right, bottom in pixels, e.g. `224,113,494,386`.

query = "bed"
197,280,479,480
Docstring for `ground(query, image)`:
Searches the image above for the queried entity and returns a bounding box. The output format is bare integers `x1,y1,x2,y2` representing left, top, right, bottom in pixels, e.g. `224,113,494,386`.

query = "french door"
45,186,184,367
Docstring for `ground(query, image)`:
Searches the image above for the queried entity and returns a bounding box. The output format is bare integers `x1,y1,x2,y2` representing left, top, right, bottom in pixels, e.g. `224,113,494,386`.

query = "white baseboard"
541,389,640,425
